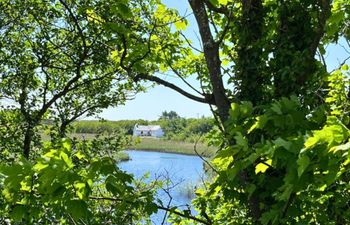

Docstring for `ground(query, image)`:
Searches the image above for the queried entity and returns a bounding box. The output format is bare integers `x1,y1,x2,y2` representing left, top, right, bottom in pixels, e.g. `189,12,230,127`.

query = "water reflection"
119,150,205,224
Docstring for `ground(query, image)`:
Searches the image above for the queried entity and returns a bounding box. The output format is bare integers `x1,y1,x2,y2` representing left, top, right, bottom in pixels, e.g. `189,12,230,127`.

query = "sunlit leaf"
255,159,272,174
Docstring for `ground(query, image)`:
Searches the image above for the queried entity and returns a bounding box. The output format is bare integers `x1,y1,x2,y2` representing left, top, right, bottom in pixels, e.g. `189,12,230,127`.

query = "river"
118,150,205,224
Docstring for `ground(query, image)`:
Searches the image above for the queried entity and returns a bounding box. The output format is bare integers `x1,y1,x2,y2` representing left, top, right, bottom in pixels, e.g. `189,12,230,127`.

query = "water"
118,150,205,224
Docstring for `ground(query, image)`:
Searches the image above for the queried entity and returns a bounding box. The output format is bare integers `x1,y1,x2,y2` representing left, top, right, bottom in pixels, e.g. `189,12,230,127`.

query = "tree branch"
164,56,204,96
58,0,87,50
179,31,203,53
309,0,331,57
157,205,211,225
90,196,212,225
134,73,215,104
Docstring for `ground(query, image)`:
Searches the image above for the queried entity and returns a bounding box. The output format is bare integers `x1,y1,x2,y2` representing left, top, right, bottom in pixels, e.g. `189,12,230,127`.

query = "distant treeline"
73,111,215,143
73,119,148,135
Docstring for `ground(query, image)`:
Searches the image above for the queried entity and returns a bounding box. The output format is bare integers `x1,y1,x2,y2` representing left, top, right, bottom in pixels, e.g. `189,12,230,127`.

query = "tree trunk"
189,0,263,222
236,0,266,105
189,0,231,123
23,126,33,159
59,122,68,138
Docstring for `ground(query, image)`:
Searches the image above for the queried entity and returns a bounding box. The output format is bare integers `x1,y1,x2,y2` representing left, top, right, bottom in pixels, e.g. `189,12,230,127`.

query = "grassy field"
128,137,216,157
41,133,97,141
41,133,216,157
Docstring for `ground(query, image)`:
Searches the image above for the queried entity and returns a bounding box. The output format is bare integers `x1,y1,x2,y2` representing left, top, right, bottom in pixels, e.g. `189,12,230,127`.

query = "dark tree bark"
189,0,231,123
189,0,265,222
23,125,34,159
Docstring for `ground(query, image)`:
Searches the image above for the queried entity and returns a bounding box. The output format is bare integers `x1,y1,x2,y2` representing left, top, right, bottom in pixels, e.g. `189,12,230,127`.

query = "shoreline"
128,138,216,157
123,148,207,157
41,133,216,157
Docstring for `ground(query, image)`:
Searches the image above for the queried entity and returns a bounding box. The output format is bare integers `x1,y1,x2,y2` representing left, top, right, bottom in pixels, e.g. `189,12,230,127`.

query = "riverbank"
41,133,216,157
114,151,130,162
129,137,216,157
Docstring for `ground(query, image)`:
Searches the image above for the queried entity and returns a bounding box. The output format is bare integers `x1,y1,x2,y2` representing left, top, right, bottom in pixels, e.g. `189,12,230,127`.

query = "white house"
133,124,164,138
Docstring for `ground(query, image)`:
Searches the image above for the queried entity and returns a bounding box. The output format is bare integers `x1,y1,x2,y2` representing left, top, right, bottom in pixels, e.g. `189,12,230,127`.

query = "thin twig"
68,214,78,225
90,196,212,225
330,55,350,73
179,32,203,53
193,135,218,174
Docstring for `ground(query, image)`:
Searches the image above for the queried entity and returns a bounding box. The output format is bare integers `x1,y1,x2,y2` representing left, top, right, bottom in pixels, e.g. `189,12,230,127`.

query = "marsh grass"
114,151,130,162
129,137,216,157
41,133,216,156
176,182,196,199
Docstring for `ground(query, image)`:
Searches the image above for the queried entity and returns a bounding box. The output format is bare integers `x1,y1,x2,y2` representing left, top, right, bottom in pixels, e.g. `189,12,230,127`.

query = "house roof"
135,125,162,131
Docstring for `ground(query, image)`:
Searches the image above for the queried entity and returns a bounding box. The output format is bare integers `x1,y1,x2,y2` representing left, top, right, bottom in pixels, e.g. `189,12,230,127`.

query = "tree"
159,110,181,120
0,0,349,224
0,2,166,223
97,0,350,224
0,0,138,158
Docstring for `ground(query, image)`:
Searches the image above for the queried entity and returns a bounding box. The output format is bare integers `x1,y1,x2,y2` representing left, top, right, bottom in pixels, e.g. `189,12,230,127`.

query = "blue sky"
96,0,209,121
93,1,349,121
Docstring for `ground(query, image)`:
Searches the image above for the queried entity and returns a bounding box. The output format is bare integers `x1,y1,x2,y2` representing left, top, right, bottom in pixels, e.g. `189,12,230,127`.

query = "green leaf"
248,115,268,133
209,0,219,5
234,132,248,150
105,22,128,33
255,159,272,174
297,155,310,177
240,101,253,117
304,117,348,150
218,0,229,5
33,162,49,171
271,102,282,115
105,175,121,195
273,138,292,151
329,141,350,153
60,152,74,169
44,149,58,158
62,140,71,152
112,3,132,18
11,205,27,222
145,202,158,214
341,64,349,71
318,184,327,191
66,200,88,220
75,151,85,160
278,184,293,201
74,182,87,199
229,103,240,121
99,157,116,175
174,20,187,31
246,184,256,198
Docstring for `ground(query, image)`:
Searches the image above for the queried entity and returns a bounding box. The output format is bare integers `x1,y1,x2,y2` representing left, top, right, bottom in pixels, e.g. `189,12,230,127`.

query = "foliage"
0,138,159,224
111,0,349,223
174,68,350,224
89,0,350,223
0,0,138,157
157,111,215,142
73,119,149,135
1,0,350,224
159,111,181,120
72,115,215,143
0,109,26,159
